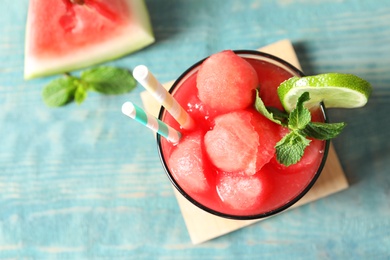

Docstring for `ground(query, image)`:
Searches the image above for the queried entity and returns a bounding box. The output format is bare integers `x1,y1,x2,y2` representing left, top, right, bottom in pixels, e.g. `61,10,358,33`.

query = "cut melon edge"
24,29,155,80
24,0,155,80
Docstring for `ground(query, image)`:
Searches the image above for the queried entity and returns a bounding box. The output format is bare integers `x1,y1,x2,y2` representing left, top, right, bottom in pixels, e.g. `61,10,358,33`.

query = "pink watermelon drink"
157,50,329,219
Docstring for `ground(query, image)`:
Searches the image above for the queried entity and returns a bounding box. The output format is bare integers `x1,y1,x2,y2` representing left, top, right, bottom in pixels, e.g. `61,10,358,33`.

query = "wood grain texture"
1,0,389,259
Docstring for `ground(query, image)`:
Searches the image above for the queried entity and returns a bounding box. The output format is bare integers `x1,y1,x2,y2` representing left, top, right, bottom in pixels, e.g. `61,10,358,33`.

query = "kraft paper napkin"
141,39,349,244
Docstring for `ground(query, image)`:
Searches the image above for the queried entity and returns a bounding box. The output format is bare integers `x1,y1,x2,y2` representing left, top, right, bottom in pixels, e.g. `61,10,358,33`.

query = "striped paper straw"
133,65,194,130
122,102,181,143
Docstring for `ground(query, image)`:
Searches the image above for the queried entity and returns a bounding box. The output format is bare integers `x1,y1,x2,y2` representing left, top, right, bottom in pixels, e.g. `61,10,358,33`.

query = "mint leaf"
75,86,88,104
254,89,287,125
254,90,347,167
275,131,311,166
42,66,137,107
288,92,311,130
81,66,136,95
267,107,289,122
302,122,346,140
42,76,78,107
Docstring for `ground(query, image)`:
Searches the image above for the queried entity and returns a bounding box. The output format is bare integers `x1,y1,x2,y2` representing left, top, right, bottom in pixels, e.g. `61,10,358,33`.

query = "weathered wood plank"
0,0,389,258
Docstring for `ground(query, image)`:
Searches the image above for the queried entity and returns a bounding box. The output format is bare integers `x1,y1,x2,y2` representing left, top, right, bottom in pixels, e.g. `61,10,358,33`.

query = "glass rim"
157,50,330,220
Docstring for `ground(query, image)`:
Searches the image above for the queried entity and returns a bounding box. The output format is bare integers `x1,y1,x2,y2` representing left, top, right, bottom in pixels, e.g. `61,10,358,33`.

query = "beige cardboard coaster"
141,39,349,244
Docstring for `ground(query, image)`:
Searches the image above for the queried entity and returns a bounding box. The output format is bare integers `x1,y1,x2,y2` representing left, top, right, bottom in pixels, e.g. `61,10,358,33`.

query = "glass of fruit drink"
157,50,329,220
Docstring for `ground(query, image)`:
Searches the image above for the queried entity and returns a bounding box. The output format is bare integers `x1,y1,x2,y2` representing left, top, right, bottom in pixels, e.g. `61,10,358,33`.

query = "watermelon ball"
204,111,260,175
204,110,281,175
216,173,262,211
197,50,258,113
168,132,209,194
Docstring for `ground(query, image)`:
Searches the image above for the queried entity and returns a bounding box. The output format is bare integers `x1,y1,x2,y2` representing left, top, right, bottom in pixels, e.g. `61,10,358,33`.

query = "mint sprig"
254,89,288,126
275,131,311,167
42,76,79,107
255,90,345,166
288,92,311,130
42,66,136,107
302,122,346,140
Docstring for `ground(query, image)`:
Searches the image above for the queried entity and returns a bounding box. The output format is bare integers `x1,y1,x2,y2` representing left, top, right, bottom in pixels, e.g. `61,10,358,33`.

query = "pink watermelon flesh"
204,111,259,175
250,110,282,171
168,132,209,194
24,0,155,79
204,110,281,175
216,173,262,211
196,50,258,113
36,0,128,56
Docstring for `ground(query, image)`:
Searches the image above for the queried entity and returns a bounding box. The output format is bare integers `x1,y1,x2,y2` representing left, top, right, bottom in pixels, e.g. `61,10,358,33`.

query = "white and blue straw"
122,101,181,143
132,65,194,130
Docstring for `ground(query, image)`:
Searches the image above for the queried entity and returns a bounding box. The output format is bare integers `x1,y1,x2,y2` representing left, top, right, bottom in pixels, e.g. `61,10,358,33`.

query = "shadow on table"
145,0,187,43
292,41,317,75
329,98,390,184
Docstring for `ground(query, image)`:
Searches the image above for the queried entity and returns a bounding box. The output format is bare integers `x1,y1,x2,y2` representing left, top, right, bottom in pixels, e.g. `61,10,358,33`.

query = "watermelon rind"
24,0,155,80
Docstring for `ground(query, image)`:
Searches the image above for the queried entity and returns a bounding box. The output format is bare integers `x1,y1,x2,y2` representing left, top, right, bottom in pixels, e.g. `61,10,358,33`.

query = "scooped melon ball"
197,50,258,113
204,110,280,175
204,111,260,175
216,172,263,211
168,132,209,194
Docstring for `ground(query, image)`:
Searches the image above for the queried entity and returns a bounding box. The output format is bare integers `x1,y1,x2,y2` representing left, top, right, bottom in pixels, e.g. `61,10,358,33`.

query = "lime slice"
277,73,372,112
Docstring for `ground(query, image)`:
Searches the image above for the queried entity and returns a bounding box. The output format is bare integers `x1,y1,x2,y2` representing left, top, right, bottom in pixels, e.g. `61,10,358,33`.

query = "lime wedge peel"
277,73,373,112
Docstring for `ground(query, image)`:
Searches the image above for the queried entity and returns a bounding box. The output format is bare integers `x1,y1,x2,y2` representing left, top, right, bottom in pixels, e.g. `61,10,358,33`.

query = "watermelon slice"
24,0,155,79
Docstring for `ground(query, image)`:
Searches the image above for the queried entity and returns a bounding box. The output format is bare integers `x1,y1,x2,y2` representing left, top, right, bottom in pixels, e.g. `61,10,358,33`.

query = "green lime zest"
278,73,372,112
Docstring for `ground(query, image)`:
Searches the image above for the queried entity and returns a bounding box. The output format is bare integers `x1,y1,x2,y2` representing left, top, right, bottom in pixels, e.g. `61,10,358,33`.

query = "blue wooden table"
1,0,389,259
